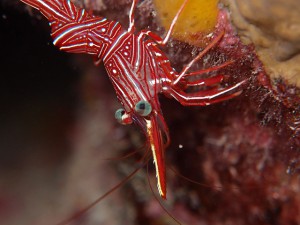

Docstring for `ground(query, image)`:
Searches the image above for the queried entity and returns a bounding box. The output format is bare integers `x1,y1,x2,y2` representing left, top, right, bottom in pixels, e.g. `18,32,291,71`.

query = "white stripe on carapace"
114,54,148,101
103,32,129,62
110,77,132,110
108,57,135,109
133,32,146,70
66,0,75,19
108,22,121,37
53,18,107,45
89,30,111,45
60,43,95,51
77,8,86,22
97,43,107,59
38,0,69,21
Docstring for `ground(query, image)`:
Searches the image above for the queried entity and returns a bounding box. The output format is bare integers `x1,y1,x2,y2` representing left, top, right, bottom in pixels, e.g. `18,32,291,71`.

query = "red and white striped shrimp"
20,0,245,199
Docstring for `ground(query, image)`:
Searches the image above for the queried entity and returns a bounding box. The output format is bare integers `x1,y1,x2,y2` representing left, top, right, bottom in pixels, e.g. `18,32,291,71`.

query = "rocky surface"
223,0,300,86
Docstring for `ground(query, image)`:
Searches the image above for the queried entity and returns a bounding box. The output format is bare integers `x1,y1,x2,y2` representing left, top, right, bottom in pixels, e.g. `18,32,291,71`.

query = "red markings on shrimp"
20,0,245,210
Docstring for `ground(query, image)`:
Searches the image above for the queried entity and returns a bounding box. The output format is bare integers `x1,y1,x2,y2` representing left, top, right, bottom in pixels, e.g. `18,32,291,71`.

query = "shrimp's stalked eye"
115,108,132,125
135,100,152,116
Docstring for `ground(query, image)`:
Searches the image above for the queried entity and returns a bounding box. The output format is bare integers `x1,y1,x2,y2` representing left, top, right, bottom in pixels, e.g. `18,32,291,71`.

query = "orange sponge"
154,0,219,46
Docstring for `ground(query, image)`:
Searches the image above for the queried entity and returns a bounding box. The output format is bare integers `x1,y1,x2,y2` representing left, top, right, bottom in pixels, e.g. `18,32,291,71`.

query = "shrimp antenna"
56,149,152,225
103,148,143,161
55,167,140,225
169,166,223,192
169,166,265,192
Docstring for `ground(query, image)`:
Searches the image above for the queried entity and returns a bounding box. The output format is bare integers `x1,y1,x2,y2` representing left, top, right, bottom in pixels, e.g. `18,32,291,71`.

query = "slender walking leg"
128,0,138,33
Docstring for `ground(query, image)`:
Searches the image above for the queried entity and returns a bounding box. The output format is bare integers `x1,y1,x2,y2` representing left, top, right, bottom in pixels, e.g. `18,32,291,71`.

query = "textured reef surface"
0,0,299,224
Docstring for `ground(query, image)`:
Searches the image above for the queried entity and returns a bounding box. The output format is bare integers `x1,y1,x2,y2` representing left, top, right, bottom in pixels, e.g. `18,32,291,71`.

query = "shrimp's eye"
135,100,152,116
115,108,132,125
115,108,125,123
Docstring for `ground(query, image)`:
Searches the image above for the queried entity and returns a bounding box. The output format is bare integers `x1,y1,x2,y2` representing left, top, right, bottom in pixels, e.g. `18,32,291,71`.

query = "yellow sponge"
154,0,219,46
